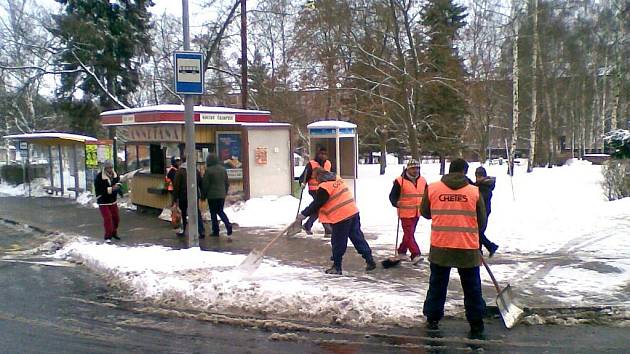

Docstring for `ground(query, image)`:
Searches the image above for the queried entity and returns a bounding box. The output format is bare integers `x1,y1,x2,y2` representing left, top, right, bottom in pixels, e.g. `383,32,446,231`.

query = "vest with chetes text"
428,181,479,250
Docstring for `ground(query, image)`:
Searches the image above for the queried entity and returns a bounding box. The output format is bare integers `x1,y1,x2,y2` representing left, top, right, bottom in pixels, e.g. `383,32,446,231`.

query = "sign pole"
182,0,199,248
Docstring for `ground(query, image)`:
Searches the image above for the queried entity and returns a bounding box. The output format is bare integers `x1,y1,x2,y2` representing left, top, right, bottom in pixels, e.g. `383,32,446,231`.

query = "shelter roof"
307,120,357,129
3,132,97,145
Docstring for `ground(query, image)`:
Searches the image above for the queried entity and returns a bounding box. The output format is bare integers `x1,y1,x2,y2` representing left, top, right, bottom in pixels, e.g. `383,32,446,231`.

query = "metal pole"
26,144,31,197
58,144,64,196
240,0,248,109
183,0,199,248
72,144,80,199
48,145,54,190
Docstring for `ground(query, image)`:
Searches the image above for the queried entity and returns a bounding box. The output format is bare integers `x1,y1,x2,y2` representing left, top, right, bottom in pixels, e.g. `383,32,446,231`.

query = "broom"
381,217,402,268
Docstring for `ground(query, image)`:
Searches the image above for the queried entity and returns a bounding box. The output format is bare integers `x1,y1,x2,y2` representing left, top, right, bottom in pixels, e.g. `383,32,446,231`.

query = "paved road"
1,196,630,353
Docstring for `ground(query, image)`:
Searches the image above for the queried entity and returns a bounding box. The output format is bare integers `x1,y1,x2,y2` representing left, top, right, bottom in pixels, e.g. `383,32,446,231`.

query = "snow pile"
55,239,427,327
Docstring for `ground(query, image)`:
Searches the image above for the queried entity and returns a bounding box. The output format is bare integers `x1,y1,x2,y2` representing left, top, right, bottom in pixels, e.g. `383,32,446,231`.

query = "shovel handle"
259,223,293,255
480,253,502,293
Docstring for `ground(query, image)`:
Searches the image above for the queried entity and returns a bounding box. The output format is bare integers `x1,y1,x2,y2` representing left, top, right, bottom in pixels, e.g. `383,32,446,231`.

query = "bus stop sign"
174,51,204,95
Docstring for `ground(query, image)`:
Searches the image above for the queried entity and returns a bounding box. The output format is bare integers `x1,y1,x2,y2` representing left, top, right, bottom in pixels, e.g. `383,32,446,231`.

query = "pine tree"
420,0,468,167
52,0,154,110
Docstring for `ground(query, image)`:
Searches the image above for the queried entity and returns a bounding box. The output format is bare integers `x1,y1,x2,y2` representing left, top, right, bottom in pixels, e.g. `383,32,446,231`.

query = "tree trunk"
610,20,624,130
378,129,387,175
509,2,520,176
527,0,539,173
599,52,609,152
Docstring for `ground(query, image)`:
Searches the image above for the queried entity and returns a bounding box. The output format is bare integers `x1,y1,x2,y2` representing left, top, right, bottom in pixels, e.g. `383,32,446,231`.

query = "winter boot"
426,319,439,331
468,320,485,339
488,243,499,258
365,259,377,271
325,265,342,275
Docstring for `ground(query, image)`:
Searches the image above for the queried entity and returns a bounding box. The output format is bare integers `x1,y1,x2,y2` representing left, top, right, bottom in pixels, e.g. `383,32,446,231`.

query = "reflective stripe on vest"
307,160,332,190
318,179,359,224
428,181,479,250
395,176,427,218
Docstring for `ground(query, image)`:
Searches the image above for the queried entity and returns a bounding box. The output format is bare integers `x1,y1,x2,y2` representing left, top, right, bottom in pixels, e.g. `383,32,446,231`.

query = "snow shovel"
381,217,402,268
480,254,524,329
286,183,306,238
237,223,294,274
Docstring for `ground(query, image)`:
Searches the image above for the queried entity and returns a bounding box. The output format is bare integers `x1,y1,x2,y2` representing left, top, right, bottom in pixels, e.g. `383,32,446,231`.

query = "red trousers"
397,217,421,257
99,204,120,239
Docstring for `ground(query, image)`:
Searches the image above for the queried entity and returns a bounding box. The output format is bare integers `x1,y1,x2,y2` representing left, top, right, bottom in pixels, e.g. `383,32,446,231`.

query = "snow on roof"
307,120,357,129
100,105,270,116
240,122,291,127
3,132,97,143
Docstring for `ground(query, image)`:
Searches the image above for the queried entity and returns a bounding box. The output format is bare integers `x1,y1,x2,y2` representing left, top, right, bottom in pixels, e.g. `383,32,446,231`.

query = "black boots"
469,320,485,339
365,259,376,271
325,265,342,275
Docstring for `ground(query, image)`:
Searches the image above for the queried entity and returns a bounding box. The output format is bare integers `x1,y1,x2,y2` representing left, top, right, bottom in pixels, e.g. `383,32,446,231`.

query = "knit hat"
406,159,420,169
171,156,181,164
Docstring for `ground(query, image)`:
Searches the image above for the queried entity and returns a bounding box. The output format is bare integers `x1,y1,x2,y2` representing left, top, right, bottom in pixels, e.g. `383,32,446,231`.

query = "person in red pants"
388,159,427,264
95,160,121,244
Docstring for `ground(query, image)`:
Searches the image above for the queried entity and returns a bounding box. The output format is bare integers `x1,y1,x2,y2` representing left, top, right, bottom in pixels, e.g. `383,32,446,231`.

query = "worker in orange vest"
296,168,376,275
420,158,488,339
298,147,333,235
389,159,427,265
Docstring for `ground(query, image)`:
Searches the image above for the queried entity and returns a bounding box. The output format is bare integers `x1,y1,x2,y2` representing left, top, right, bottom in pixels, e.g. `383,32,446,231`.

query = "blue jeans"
330,214,373,270
423,262,486,323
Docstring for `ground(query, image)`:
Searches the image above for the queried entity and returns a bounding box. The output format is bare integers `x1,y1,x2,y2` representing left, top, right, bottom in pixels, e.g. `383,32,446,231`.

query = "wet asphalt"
0,196,629,353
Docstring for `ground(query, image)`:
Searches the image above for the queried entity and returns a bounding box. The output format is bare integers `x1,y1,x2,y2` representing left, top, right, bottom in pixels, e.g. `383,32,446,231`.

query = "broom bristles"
381,257,401,269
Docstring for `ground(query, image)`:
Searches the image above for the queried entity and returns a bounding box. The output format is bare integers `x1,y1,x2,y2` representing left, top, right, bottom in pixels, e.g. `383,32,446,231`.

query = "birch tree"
526,0,538,173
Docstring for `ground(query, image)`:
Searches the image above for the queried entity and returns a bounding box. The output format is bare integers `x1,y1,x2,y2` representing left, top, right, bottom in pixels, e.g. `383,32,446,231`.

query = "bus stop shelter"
2,132,97,198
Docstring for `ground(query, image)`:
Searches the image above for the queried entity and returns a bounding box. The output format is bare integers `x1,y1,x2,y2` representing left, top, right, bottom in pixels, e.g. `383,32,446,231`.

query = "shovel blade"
495,284,524,329
237,249,263,274
285,221,302,237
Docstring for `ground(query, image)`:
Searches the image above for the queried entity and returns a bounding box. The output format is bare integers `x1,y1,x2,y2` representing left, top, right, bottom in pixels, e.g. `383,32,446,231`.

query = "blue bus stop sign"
174,51,205,95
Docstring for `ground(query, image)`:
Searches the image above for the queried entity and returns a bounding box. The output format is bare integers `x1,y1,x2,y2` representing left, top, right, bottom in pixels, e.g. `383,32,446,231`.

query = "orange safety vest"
165,166,177,191
428,181,480,250
395,176,427,218
307,160,332,191
318,178,359,224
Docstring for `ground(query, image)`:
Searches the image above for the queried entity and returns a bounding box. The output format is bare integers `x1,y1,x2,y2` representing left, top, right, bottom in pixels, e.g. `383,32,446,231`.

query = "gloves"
296,213,307,222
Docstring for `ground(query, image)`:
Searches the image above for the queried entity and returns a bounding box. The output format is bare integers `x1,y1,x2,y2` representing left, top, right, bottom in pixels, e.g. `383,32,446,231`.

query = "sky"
3,158,629,327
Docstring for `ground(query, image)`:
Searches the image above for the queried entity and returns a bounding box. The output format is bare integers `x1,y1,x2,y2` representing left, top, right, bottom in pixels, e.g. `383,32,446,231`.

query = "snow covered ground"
4,159,630,327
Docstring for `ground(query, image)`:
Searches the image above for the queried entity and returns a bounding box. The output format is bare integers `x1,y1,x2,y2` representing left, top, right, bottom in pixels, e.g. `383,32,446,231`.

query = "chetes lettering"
438,194,468,202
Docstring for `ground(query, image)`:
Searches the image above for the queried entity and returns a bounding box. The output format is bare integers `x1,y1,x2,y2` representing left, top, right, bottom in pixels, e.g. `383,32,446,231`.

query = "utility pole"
182,0,199,248
240,0,248,109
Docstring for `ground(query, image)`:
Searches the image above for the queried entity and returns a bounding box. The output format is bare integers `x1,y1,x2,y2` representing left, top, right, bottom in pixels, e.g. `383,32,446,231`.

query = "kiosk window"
150,144,165,174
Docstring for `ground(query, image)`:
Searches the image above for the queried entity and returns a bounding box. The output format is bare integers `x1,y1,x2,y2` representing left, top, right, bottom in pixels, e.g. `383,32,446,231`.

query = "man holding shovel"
388,159,427,265
298,147,333,236
420,158,488,338
295,168,376,275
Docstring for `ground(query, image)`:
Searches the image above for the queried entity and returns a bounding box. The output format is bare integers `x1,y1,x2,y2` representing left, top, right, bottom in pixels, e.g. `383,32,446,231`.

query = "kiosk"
100,105,292,210
307,120,358,195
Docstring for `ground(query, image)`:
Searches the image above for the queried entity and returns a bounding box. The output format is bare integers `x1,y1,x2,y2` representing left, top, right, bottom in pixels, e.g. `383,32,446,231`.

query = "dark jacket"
173,166,203,203
300,171,337,217
95,169,120,205
202,155,229,200
474,177,496,216
420,173,487,268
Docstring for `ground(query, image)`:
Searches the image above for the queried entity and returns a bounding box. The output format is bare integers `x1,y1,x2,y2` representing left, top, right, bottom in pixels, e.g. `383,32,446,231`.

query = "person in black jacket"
95,160,121,243
173,156,205,238
474,167,499,257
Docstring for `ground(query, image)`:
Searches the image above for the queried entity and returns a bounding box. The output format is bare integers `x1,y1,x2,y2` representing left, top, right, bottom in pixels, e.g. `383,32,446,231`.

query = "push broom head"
381,257,401,268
